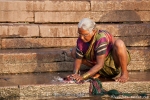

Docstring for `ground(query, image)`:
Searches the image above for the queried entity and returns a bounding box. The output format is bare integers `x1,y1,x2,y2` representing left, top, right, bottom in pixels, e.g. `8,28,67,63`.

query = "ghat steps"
0,0,150,99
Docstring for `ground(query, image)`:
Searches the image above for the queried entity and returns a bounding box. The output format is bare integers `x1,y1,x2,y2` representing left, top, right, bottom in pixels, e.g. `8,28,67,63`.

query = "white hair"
78,18,96,33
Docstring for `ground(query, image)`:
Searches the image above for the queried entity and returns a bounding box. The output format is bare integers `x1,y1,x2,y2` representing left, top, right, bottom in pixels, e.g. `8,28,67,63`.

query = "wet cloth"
89,79,147,98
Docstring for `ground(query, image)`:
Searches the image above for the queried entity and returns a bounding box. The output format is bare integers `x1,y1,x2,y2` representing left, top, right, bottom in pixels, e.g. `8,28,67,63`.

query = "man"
66,18,131,83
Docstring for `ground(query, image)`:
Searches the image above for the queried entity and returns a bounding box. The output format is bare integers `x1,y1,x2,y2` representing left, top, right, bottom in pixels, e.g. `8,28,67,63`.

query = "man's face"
78,28,94,42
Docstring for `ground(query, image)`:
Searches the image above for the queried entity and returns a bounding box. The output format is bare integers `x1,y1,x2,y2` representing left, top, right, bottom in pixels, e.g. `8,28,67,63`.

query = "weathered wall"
0,0,149,73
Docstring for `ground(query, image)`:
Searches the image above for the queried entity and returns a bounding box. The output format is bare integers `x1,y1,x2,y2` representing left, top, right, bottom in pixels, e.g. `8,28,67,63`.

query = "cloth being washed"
89,79,148,98
54,76,147,98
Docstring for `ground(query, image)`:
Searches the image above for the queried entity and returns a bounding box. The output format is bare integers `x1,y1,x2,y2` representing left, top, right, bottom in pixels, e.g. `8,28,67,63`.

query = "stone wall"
0,0,150,73
0,0,150,49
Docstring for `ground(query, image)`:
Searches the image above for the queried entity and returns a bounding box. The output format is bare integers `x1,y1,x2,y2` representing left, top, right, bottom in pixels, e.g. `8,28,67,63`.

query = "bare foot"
92,73,100,79
115,73,129,83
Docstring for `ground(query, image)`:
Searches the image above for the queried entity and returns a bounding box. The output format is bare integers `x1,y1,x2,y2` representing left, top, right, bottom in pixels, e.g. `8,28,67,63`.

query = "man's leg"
112,39,130,83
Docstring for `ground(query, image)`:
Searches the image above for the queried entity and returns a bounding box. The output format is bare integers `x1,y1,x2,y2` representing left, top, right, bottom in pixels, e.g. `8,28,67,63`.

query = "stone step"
0,47,149,74
0,0,150,23
1,0,150,12
1,36,150,49
0,71,150,99
0,23,150,49
1,23,150,38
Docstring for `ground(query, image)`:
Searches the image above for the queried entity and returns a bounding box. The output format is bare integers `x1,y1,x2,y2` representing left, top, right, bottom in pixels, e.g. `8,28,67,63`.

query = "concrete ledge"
103,82,150,93
0,72,150,98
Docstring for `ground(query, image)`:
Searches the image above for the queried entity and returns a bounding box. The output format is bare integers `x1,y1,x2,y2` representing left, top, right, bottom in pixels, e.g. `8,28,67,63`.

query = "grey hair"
78,18,96,33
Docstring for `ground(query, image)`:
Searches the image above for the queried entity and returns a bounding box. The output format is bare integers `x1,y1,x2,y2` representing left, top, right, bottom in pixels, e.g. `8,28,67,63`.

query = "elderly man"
67,18,131,83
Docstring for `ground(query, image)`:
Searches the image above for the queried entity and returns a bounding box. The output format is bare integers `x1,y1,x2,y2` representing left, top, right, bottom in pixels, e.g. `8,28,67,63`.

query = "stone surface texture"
0,72,150,98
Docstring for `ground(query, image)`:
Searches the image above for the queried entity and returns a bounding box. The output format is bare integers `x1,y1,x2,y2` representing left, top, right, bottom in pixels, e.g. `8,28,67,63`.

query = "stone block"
19,83,90,97
91,11,150,22
0,11,34,22
128,61,150,71
102,81,150,93
0,24,39,37
35,11,150,23
0,25,8,37
91,0,150,11
1,38,77,49
33,0,90,11
118,36,150,46
40,24,78,37
35,12,90,23
0,1,33,11
129,48,150,61
0,49,64,63
0,86,19,98
0,62,73,74
97,23,150,36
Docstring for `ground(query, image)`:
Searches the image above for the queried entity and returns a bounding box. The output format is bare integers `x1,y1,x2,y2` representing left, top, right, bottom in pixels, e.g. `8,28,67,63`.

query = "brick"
0,24,39,37
35,12,90,23
0,1,33,11
34,1,90,11
35,11,150,23
91,0,150,11
40,24,78,37
0,11,34,22
1,38,77,49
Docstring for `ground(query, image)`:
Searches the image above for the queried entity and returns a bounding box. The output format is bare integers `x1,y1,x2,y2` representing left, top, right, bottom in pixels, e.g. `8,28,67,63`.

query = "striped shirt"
76,30,113,61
